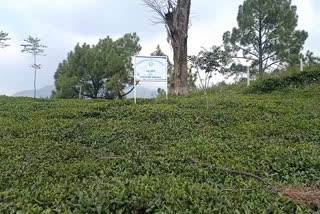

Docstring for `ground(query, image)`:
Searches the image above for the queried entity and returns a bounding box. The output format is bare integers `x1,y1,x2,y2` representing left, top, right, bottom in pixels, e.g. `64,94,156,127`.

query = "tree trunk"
167,0,191,95
92,82,99,99
172,36,189,95
33,55,37,98
34,69,37,98
258,16,263,75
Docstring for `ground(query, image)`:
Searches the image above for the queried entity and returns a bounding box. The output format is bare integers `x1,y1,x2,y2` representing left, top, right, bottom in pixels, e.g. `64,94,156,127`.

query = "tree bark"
258,15,264,75
143,0,191,95
167,0,191,95
33,55,37,98
172,36,189,95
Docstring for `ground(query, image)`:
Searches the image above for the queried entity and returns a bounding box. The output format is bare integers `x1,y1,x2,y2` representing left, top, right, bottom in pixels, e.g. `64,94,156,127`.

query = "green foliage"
21,36,47,56
53,33,141,99
302,51,320,66
1,76,320,212
189,46,229,74
223,0,308,76
247,64,320,93
156,88,166,98
21,36,47,98
189,46,229,98
187,68,197,90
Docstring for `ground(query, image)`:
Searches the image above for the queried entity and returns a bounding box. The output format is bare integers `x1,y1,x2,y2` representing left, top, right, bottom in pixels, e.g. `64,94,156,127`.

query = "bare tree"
21,36,47,98
0,31,10,48
142,0,191,95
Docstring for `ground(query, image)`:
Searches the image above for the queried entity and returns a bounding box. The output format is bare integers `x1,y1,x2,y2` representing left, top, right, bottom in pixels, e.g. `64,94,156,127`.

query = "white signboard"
135,56,167,81
134,56,168,103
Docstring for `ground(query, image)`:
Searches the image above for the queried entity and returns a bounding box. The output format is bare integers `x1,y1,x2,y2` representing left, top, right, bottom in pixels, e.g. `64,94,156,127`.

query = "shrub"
247,64,320,93
1,79,320,212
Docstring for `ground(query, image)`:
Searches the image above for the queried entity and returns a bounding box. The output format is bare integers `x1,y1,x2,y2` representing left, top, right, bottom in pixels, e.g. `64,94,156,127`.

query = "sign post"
134,56,137,104
134,56,168,104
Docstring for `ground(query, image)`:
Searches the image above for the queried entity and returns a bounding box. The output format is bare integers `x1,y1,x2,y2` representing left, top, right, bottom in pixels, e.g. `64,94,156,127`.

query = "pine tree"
223,0,308,76
21,36,47,98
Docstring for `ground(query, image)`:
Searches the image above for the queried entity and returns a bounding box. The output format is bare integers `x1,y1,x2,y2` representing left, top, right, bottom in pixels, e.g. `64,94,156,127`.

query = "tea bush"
0,71,320,213
247,64,320,93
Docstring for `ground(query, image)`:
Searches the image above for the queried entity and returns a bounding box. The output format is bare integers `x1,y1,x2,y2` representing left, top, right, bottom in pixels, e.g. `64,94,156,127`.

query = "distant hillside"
13,85,55,98
13,85,157,99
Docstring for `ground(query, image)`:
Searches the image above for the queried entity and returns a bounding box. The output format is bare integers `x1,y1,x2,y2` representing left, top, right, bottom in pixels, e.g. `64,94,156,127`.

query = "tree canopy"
53,33,141,99
223,0,308,76
0,31,10,48
303,51,320,66
189,46,229,90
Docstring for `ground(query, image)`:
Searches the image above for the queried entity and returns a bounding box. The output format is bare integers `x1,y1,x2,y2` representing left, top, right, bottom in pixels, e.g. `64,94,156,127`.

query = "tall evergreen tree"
223,0,308,76
21,36,47,98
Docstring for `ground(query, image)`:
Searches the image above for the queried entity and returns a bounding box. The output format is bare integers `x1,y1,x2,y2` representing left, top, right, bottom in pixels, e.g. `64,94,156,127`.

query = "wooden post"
247,66,250,87
79,85,82,99
134,56,137,104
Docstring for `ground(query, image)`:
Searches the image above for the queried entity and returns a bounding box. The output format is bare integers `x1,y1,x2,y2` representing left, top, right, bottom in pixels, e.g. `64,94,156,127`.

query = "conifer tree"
21,36,47,98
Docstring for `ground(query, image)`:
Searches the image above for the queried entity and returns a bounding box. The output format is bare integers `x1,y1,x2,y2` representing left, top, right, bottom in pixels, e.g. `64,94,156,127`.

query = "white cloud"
293,0,317,31
3,0,98,11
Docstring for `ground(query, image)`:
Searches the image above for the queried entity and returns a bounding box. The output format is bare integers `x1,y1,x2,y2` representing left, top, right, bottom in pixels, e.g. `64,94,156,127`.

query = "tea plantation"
1,68,320,213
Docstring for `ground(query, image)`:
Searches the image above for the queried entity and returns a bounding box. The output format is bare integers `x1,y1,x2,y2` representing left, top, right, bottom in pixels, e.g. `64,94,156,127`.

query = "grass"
0,68,320,213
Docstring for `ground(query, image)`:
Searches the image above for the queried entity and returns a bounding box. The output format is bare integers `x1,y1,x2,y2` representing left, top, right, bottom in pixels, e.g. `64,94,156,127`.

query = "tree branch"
262,53,277,62
264,60,281,71
234,44,259,58
189,157,266,183
118,80,140,99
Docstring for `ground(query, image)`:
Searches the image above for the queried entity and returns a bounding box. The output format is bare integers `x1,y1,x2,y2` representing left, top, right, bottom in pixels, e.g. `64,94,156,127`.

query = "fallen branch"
57,143,126,161
98,156,127,161
189,157,265,182
280,186,320,211
222,188,257,193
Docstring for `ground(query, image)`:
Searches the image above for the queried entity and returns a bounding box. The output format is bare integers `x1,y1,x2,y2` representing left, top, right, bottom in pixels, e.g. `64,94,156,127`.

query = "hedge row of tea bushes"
0,68,320,213
247,64,320,93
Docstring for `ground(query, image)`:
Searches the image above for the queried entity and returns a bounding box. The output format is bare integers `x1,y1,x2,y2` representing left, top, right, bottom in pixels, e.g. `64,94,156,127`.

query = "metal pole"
300,58,304,72
134,56,137,104
247,66,250,87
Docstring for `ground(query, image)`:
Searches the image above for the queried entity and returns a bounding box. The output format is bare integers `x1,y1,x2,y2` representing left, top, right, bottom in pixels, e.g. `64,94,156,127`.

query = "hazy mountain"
13,85,55,98
13,85,158,99
125,86,158,99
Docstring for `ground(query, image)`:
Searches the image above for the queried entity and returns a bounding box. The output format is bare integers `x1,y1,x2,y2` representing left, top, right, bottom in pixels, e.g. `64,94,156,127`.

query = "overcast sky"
0,0,319,95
